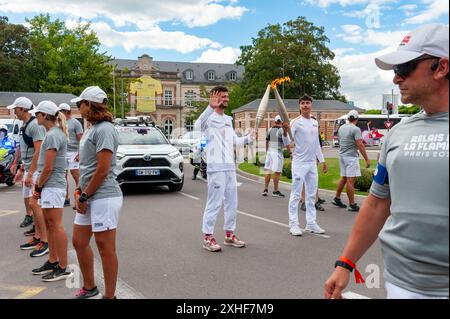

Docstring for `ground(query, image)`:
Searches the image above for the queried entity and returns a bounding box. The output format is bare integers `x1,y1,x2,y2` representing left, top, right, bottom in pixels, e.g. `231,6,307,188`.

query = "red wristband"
339,257,365,285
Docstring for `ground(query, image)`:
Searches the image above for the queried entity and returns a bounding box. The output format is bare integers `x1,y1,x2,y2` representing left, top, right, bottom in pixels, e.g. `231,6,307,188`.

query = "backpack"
20,117,36,148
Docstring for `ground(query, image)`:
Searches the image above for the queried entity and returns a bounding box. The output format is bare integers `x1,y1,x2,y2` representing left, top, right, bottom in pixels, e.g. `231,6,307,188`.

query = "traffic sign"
384,121,394,129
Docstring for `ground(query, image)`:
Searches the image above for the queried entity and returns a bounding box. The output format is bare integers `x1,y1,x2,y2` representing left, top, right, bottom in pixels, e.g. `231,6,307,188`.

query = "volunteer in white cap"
331,110,370,212
30,101,73,282
59,103,84,208
8,97,50,257
71,86,123,299
325,24,449,299
262,115,290,198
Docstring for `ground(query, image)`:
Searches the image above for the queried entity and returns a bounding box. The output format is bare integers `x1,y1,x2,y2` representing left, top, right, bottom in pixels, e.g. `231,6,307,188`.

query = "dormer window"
208,71,216,81
229,71,237,81
185,70,194,80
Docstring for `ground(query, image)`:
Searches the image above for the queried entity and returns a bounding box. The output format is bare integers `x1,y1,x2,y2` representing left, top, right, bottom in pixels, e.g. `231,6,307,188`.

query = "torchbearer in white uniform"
287,95,328,236
195,86,255,252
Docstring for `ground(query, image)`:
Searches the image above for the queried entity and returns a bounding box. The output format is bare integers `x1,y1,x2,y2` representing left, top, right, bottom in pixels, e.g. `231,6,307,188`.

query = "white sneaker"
289,226,303,236
305,224,326,234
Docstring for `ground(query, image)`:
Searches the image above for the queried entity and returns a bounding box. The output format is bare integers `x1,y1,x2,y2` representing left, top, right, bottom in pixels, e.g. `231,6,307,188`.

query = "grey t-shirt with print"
370,111,449,297
37,127,67,190
338,124,362,158
79,121,122,201
20,118,46,171
67,118,83,152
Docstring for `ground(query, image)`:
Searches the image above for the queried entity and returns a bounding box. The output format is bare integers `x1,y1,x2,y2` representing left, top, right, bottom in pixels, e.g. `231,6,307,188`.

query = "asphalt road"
0,161,387,299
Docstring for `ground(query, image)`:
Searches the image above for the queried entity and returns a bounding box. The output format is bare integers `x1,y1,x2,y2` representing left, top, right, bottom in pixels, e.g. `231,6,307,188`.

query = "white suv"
114,119,184,192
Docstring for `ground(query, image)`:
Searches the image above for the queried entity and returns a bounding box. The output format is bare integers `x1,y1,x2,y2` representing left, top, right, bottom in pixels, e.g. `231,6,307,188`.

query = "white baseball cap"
274,115,282,123
71,86,107,104
348,110,359,120
375,24,449,70
7,97,34,110
29,101,60,116
59,103,71,111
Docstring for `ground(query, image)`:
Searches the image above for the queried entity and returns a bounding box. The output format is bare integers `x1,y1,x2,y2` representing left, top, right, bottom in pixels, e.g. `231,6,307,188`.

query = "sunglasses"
76,100,88,109
393,56,438,78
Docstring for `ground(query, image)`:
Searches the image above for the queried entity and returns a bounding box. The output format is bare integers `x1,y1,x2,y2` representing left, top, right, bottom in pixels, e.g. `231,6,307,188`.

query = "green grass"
239,158,377,196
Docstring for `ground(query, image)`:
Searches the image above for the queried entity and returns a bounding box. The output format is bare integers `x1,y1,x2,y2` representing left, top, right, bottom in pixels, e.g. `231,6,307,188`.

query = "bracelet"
35,186,43,193
335,257,365,285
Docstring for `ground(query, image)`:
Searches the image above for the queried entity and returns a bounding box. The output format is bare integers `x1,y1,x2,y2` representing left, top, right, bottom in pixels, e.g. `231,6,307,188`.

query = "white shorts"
386,282,449,299
40,188,66,209
66,151,80,170
22,171,40,199
264,152,284,173
74,196,123,233
339,157,361,177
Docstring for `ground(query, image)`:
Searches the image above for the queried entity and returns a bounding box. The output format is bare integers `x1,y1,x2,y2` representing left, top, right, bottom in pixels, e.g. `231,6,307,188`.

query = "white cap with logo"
348,110,359,120
375,24,449,70
29,101,60,116
59,103,71,111
71,86,107,104
274,115,282,123
7,97,34,110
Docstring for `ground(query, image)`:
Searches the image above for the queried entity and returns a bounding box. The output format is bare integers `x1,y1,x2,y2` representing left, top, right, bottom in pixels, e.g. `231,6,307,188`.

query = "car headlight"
169,150,181,159
116,152,126,160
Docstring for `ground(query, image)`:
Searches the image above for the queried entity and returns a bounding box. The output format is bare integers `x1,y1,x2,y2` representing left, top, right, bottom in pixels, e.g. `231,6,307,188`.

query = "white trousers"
288,161,318,227
386,282,449,299
202,171,238,235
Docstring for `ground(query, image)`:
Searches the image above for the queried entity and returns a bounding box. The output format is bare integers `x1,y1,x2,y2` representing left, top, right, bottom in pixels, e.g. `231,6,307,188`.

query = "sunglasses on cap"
393,55,439,78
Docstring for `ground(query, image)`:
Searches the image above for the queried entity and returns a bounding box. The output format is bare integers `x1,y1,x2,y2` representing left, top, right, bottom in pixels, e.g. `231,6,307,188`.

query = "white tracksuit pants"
288,161,319,228
202,171,238,235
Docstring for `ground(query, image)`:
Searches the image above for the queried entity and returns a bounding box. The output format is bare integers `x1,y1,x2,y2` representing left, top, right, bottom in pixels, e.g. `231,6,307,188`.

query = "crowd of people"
3,23,448,299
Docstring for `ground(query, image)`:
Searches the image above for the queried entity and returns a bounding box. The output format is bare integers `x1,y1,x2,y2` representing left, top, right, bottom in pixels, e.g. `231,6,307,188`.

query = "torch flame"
271,76,291,89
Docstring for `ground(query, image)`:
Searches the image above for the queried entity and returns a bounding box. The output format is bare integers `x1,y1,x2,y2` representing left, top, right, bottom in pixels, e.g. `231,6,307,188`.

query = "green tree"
364,109,382,114
237,17,343,103
0,16,33,91
26,14,112,97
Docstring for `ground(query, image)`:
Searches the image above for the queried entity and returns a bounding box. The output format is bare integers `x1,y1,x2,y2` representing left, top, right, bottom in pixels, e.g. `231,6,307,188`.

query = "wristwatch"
78,192,89,203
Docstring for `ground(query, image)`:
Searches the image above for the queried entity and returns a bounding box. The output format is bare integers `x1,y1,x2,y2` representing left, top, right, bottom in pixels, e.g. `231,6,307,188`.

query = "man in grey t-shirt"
325,24,449,299
59,103,83,207
332,110,370,212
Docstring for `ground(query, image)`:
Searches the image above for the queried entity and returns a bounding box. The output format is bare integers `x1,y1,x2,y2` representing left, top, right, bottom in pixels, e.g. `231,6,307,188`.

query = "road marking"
0,210,20,217
343,291,372,299
0,283,45,299
67,250,146,299
179,192,200,201
237,210,331,239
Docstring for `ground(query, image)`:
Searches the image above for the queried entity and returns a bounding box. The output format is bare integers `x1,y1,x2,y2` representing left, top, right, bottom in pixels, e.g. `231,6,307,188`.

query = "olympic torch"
255,84,271,130
272,80,294,142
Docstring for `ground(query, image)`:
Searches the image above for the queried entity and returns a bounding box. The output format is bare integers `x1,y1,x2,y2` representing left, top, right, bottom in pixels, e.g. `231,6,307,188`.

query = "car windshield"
5,124,13,133
117,127,168,145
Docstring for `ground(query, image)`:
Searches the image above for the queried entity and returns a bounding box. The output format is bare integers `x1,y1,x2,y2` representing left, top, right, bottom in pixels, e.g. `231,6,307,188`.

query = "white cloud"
89,21,221,54
194,47,241,63
404,0,449,24
337,26,410,47
0,0,248,28
399,4,418,11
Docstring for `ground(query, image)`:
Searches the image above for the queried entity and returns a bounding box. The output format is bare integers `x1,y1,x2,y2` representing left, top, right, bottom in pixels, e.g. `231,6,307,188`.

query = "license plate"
135,169,160,176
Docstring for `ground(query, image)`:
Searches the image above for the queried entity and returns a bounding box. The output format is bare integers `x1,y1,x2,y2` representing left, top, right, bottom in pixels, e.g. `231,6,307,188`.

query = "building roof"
0,92,78,107
111,58,244,84
232,99,365,114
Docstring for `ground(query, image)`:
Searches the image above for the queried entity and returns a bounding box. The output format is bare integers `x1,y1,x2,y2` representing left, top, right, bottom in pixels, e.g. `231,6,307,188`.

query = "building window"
208,71,215,81
164,90,173,106
230,72,237,81
185,71,194,80
164,119,174,139
185,90,197,107
185,119,194,132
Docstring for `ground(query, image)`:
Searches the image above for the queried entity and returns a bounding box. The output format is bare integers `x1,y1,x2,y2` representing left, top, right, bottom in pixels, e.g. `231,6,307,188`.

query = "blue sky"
0,0,448,108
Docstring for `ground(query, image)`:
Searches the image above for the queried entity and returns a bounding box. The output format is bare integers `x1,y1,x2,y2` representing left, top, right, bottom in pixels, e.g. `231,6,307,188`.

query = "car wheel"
168,178,184,192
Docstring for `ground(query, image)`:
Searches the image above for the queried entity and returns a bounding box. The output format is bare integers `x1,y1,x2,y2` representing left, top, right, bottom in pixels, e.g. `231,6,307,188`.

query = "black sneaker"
20,215,33,228
64,199,71,207
348,204,360,212
32,260,59,276
74,287,101,299
42,266,73,282
30,242,49,257
20,237,40,250
300,201,306,211
318,197,326,204
24,226,35,237
272,191,285,198
315,202,325,211
332,198,348,209
262,189,268,197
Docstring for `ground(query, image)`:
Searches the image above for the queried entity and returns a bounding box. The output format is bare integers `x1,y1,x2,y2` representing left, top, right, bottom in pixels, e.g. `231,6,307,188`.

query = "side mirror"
14,125,19,135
